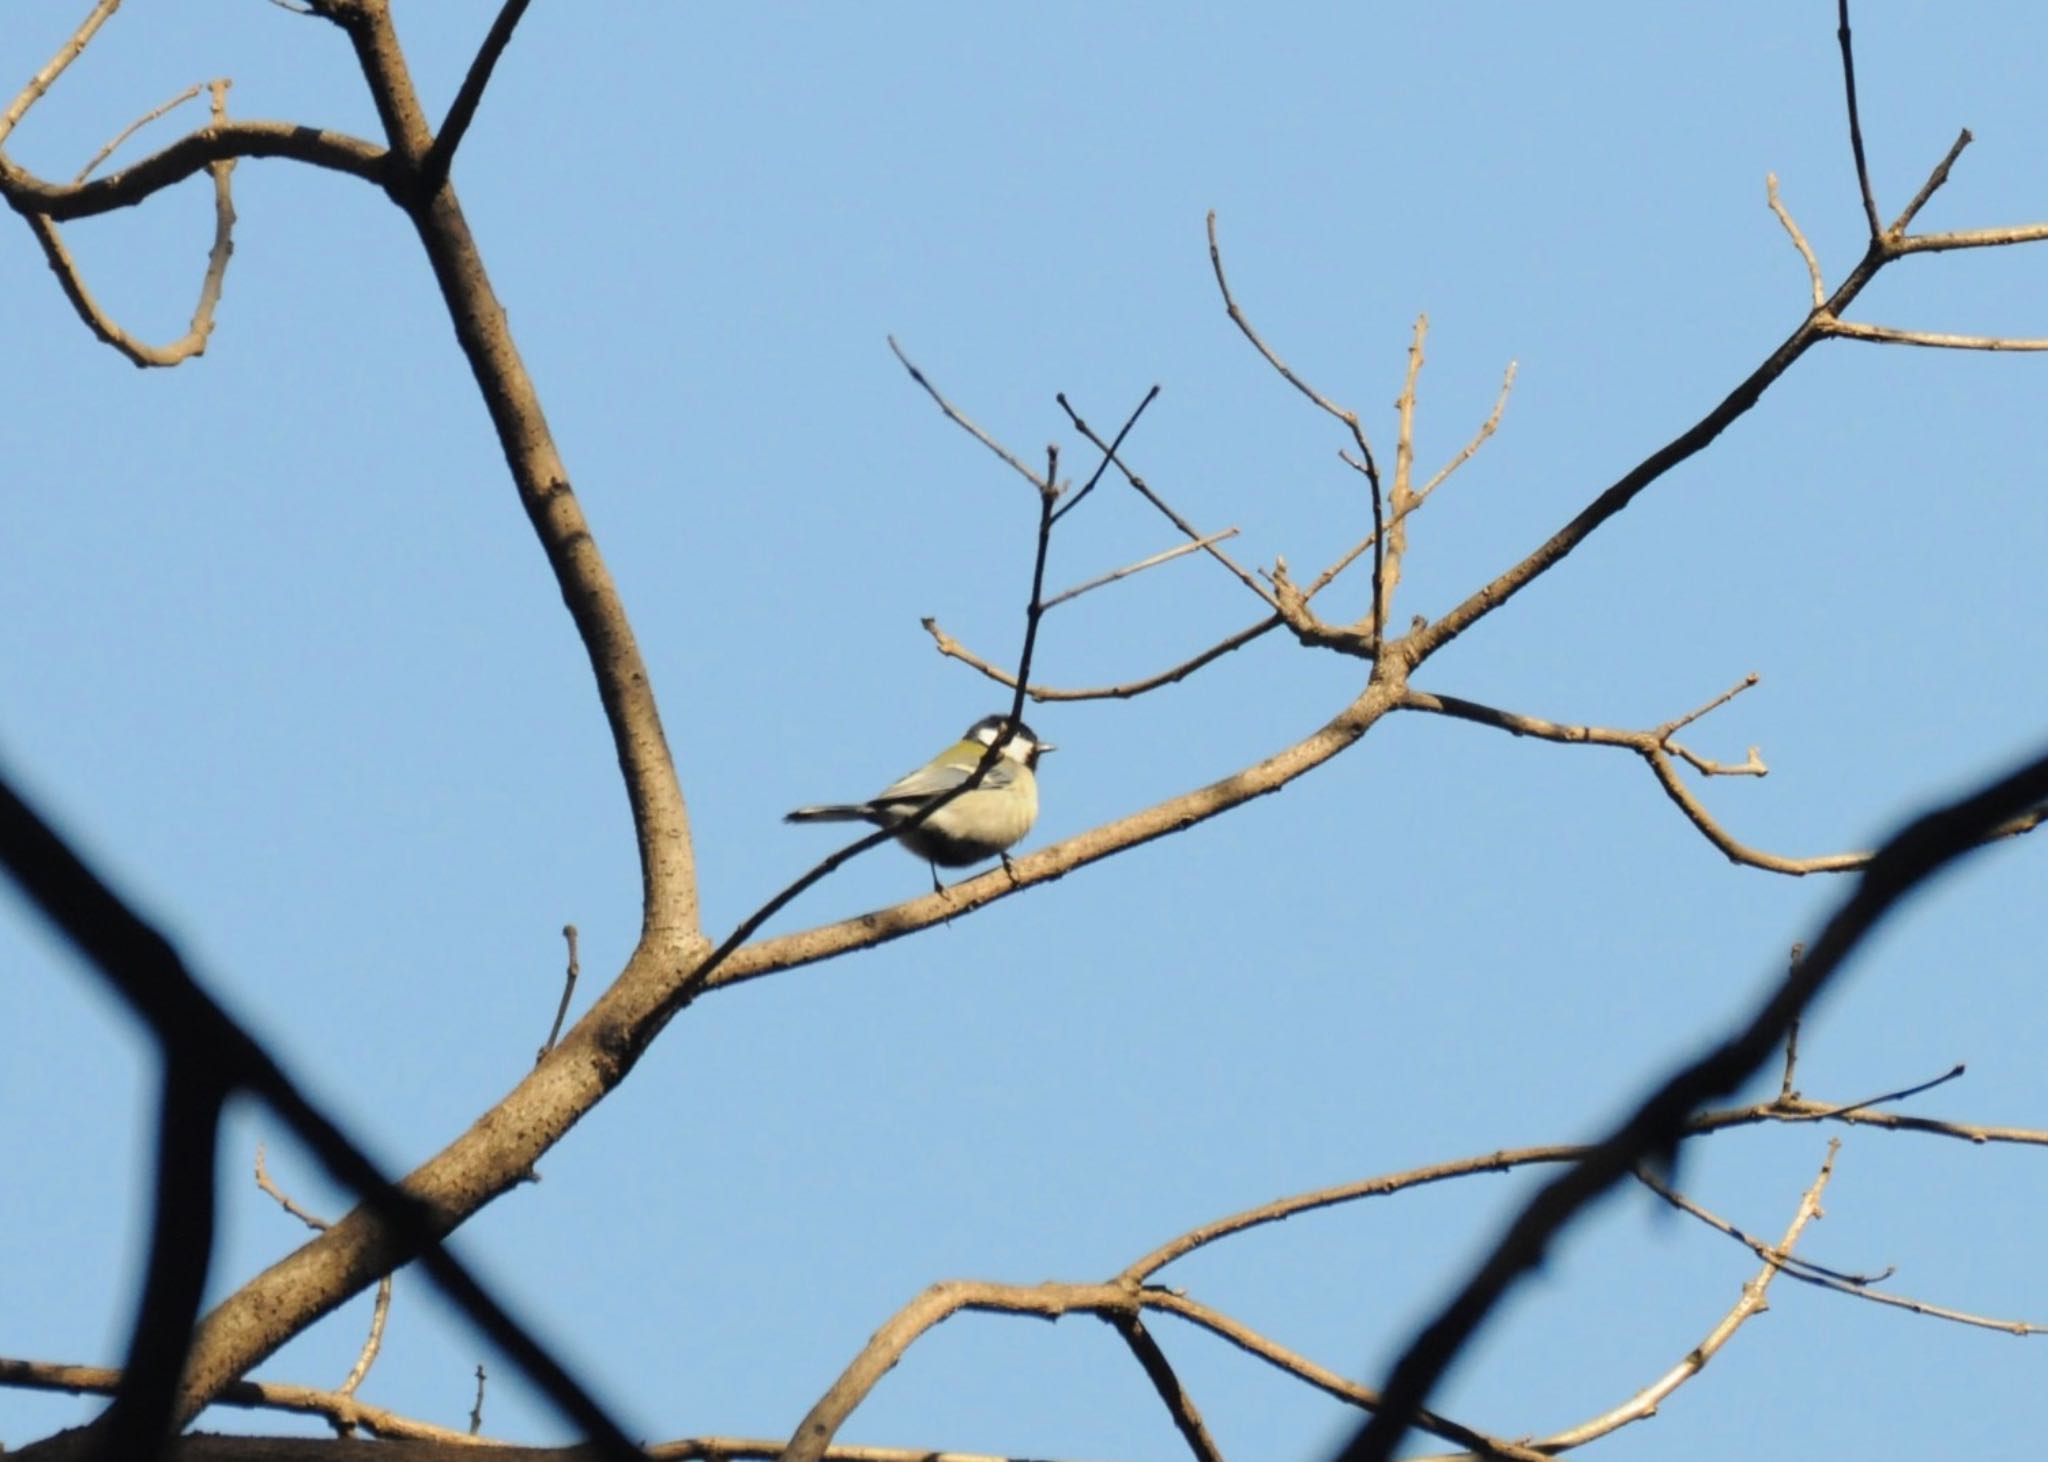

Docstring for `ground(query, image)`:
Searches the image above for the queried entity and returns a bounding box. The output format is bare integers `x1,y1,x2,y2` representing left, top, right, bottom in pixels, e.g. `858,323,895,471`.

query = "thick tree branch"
1,122,386,218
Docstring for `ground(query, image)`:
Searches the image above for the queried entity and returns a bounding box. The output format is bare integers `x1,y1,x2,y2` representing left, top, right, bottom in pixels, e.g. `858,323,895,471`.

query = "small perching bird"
785,713,1054,885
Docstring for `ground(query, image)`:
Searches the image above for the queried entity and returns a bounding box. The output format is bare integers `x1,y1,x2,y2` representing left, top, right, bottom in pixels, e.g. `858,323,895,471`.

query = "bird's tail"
784,803,877,824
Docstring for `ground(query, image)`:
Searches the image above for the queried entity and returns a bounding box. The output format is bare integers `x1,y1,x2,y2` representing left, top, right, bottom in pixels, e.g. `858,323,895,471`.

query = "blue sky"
4,3,2048,1458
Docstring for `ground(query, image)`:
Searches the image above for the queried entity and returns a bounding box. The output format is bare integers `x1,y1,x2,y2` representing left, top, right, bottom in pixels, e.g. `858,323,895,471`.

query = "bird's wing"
870,753,1017,808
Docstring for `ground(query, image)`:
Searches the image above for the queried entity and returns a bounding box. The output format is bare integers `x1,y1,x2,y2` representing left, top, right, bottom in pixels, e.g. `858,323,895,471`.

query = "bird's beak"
1037,742,1057,754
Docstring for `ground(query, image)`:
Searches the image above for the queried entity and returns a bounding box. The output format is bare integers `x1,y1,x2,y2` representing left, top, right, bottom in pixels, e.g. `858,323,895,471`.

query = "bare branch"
0,0,124,148
1110,1316,1228,1462
1779,956,1804,1097
252,1146,392,1404
1413,1148,1839,1462
1049,384,1160,523
1821,317,2048,351
925,611,1283,702
888,336,1050,491
421,0,533,194
1041,529,1240,610
1890,128,1972,235
1836,0,1883,237
1416,359,1516,502
469,1364,487,1437
27,80,237,369
1335,734,2048,1461
706,684,1402,990
1053,392,1276,607
1,120,387,219
1767,173,1826,308
73,82,204,182
536,923,579,1062
1207,210,1386,630
780,1279,1549,1462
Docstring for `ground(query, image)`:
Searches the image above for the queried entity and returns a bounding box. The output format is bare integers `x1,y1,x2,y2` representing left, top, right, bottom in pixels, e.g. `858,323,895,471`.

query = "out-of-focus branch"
1337,734,2048,1461
0,772,640,1457
1412,1147,1839,1462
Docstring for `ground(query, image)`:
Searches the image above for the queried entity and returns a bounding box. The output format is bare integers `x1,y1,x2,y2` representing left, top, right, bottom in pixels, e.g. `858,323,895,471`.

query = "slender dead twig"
1050,384,1160,523
73,81,204,182
254,1145,394,1405
1837,0,1883,237
1041,529,1240,610
27,80,238,368
780,1279,1550,1462
887,335,1049,491
1819,318,2048,350
420,0,533,194
925,611,1284,702
1779,961,1804,1098
1053,391,1276,606
1792,1062,1967,1121
1767,173,1827,308
469,1363,487,1436
1110,1316,1229,1462
1208,210,1387,634
536,923,579,1062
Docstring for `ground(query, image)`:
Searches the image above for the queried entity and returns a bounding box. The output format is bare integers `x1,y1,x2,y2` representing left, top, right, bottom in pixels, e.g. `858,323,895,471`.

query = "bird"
785,713,1054,887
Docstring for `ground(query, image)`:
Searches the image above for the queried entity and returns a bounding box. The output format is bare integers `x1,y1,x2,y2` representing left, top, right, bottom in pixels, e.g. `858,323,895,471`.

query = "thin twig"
1110,1316,1228,1462
1415,359,1517,502
73,82,205,182
925,612,1283,702
1767,173,1827,308
253,1146,392,1402
1889,129,1974,235
887,336,1049,491
1837,0,1883,237
421,0,533,194
28,80,238,368
537,924,579,1062
1779,964,1803,1098
1054,392,1275,606
1041,530,1240,610
1049,384,1160,524
1790,1063,1967,1122
1820,317,2048,351
469,1363,487,1436
1206,211,1385,629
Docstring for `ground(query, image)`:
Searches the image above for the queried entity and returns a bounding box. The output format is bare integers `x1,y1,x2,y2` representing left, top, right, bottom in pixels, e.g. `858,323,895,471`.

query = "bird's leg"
1000,852,1020,884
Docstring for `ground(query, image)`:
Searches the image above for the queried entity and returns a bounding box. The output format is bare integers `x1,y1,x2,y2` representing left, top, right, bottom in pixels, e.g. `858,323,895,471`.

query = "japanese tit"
785,713,1054,879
